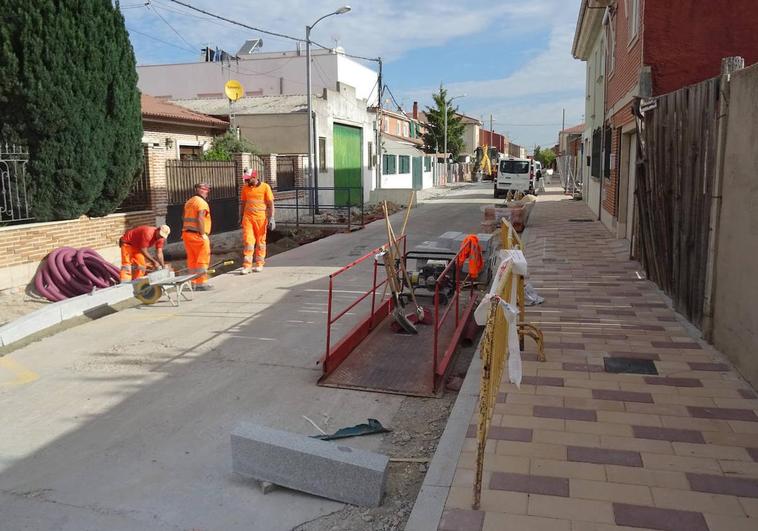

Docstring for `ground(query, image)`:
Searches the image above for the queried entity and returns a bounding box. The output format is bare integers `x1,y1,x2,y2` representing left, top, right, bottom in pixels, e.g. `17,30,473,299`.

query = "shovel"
383,201,426,323
377,248,417,334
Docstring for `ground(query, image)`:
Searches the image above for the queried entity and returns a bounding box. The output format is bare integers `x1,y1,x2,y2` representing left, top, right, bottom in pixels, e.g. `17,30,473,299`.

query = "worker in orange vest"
182,182,213,290
239,169,275,273
119,224,171,281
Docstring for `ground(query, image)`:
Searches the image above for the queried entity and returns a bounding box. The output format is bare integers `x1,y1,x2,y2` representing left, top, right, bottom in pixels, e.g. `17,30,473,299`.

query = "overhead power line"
166,0,302,42
148,2,197,52
126,25,196,53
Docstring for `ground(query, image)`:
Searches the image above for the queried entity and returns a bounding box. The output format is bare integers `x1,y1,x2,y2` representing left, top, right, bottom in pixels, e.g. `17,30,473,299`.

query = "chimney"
412,101,418,119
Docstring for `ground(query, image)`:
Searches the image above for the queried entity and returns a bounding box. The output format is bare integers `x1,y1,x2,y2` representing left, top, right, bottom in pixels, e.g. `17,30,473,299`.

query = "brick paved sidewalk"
439,190,758,531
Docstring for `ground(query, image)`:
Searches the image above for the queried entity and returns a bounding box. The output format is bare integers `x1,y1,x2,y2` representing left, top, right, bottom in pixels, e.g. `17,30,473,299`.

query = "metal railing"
321,234,408,375
276,186,365,229
0,143,32,224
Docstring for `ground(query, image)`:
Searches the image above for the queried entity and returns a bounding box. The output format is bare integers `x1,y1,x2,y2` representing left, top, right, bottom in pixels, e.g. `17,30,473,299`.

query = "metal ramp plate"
318,311,458,398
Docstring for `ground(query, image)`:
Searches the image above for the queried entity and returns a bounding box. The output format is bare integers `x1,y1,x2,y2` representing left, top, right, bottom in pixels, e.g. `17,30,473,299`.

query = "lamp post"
443,93,465,183
306,5,351,212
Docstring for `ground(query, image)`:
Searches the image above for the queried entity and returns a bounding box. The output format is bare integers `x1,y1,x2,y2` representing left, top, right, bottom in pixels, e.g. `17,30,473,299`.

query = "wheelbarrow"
133,260,235,306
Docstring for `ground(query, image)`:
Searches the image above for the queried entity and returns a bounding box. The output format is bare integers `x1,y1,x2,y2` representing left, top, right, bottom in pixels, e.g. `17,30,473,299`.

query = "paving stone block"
230,422,389,507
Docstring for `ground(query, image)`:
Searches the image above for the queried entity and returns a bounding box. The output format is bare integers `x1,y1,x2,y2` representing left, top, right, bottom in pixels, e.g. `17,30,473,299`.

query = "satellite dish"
224,80,244,102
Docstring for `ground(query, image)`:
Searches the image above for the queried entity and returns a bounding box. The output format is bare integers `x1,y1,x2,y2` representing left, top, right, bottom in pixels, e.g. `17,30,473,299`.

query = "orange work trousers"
182,231,211,285
242,215,267,268
120,244,147,281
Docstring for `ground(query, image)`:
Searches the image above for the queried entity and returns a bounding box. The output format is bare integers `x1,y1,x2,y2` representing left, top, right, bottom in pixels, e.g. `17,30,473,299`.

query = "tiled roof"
170,95,309,116
561,123,586,135
141,94,228,127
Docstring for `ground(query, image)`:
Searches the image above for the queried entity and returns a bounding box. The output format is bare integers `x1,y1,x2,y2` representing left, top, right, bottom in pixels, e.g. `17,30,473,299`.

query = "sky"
119,0,585,150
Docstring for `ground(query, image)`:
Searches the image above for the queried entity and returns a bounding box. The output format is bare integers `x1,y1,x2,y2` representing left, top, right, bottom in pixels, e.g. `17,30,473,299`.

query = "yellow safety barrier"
472,218,545,509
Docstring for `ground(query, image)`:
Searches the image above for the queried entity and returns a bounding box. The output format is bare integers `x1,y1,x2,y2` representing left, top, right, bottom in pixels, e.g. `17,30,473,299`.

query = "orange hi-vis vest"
241,182,274,219
182,195,212,234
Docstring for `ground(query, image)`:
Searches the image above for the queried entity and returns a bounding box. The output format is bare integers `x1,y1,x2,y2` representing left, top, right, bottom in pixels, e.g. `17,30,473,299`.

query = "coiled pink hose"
34,247,121,302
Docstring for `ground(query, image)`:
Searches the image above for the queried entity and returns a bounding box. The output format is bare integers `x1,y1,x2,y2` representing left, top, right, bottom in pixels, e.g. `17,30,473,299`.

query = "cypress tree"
0,0,142,221
422,85,466,159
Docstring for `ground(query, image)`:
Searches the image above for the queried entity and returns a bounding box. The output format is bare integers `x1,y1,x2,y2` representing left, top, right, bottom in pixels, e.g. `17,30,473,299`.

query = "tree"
534,145,556,169
422,85,465,159
0,0,143,221
202,131,258,161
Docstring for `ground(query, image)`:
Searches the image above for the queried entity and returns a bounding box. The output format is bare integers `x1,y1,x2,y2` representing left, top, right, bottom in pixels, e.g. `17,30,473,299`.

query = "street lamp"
443,93,465,182
306,5,351,211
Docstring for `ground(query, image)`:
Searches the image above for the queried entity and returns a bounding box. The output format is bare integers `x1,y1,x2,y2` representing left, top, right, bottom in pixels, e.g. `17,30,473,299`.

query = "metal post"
376,58,383,190
306,26,315,212
443,102,448,184
370,259,378,328
325,275,333,362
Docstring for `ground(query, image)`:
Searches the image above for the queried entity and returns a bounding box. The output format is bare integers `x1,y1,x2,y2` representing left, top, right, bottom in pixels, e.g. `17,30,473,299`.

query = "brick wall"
0,211,154,269
606,0,644,109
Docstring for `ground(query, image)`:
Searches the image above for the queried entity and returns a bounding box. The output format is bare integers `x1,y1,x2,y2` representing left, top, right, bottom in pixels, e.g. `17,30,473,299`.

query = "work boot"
240,267,252,275
194,284,214,291
252,265,263,273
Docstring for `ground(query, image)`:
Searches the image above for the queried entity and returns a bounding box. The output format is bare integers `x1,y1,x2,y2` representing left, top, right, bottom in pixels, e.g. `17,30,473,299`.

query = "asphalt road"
0,182,495,531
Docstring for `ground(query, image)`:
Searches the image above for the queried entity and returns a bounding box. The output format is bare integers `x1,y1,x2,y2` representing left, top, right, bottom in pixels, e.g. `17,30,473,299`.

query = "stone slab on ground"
231,422,389,507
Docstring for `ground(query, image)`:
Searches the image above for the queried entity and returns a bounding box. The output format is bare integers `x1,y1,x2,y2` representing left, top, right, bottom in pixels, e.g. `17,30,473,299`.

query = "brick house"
572,0,758,240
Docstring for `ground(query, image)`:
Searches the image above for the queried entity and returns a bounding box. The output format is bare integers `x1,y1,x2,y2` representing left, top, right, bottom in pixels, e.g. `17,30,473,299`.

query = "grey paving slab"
231,422,389,507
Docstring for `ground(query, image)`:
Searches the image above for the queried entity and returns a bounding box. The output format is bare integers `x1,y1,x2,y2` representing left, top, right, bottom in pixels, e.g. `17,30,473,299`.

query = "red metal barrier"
321,235,407,375
321,235,478,394
432,246,478,391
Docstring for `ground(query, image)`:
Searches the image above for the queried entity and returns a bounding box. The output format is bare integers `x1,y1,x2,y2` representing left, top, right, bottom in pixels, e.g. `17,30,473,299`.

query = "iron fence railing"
0,143,33,224
275,186,364,230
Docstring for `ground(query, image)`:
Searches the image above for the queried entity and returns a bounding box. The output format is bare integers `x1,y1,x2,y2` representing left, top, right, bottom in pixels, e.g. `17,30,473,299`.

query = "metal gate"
333,124,362,207
412,156,423,190
165,159,241,242
0,143,33,224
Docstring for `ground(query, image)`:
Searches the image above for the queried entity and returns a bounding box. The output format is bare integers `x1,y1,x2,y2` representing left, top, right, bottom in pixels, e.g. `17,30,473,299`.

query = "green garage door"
333,123,362,207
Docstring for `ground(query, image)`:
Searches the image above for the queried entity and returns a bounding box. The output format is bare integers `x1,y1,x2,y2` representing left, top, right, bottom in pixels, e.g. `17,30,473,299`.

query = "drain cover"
604,357,658,375
569,219,594,222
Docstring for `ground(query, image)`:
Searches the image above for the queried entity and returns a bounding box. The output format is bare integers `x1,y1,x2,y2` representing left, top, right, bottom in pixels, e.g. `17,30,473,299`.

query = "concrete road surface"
0,183,495,531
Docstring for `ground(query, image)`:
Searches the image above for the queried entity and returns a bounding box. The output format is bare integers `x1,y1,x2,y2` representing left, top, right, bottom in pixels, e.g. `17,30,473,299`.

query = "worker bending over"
239,169,275,274
119,224,170,281
182,182,213,290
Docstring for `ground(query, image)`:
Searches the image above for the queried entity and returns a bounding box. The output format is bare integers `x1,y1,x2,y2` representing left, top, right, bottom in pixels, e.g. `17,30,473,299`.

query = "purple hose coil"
33,247,121,302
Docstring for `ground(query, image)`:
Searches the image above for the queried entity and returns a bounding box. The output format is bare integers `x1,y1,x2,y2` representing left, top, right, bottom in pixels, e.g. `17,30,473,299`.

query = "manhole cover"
604,357,658,375
569,219,594,223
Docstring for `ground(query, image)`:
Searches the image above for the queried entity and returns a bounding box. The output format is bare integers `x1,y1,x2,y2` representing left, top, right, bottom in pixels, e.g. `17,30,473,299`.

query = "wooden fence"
634,77,720,327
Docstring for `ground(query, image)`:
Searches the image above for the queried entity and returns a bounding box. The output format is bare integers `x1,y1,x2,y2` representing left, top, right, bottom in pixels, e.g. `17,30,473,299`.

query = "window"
423,156,431,172
399,155,410,174
383,120,388,133
500,160,529,174
318,137,326,173
403,123,409,137
591,127,602,179
396,121,401,135
368,142,374,168
383,154,396,174
627,0,640,41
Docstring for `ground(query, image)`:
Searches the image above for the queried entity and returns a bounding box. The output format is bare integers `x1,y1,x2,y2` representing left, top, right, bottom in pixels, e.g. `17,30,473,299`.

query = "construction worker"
239,169,275,273
182,182,213,290
119,224,171,282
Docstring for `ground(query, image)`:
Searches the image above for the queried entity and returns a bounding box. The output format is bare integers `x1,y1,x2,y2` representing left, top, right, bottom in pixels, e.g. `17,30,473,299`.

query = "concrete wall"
583,28,606,218
645,0,758,96
712,62,758,388
236,114,308,154
138,50,378,104
462,123,479,156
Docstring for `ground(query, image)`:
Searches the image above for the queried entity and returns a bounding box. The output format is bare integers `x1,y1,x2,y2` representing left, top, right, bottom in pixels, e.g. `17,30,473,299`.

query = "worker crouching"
119,224,170,282
182,182,213,291
239,169,275,274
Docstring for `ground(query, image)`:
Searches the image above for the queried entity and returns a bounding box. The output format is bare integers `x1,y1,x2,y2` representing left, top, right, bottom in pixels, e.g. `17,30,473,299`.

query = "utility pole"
490,114,493,150
562,108,566,133
376,58,383,189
